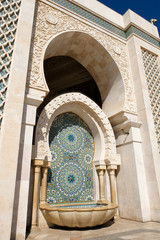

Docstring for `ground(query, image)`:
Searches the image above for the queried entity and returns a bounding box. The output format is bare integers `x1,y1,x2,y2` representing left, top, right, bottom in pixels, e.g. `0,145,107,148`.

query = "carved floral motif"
35,93,120,165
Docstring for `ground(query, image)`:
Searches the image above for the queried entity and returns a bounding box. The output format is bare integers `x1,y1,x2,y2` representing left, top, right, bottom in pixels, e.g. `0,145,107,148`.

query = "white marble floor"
27,218,160,240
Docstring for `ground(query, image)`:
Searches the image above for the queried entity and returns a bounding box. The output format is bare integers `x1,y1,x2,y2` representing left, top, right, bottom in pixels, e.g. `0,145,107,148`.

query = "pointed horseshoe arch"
43,31,126,117
34,93,120,166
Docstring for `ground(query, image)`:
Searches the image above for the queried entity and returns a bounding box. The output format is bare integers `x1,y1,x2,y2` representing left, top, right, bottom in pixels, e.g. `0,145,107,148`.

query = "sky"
98,0,160,33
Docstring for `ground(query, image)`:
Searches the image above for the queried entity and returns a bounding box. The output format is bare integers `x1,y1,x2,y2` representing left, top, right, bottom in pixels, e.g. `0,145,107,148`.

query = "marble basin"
40,202,118,228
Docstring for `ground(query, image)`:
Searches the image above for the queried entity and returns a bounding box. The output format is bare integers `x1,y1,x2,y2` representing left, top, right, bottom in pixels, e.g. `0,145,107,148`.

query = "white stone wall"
0,0,37,239
0,0,160,239
127,35,160,222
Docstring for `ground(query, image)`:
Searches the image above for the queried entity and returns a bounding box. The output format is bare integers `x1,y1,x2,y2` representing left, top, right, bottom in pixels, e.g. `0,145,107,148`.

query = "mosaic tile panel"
49,0,160,47
47,112,94,204
0,0,21,128
141,49,160,152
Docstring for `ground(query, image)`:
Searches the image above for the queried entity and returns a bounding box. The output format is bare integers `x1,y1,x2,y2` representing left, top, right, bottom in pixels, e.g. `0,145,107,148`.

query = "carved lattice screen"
0,0,21,127
141,49,160,152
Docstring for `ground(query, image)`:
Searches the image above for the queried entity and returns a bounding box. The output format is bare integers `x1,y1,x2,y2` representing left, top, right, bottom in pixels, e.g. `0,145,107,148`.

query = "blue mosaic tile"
47,112,94,204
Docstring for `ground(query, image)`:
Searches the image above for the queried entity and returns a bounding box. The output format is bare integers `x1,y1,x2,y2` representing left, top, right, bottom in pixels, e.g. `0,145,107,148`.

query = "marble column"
107,165,117,204
41,167,48,203
31,166,41,227
31,159,50,228
96,165,108,203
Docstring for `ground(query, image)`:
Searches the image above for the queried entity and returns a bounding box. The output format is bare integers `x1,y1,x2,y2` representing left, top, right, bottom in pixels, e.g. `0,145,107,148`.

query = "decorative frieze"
27,1,136,113
48,0,159,47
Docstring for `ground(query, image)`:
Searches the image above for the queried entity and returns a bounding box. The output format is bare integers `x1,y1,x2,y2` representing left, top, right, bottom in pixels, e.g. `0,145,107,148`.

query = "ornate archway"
41,31,126,118
34,93,120,165
32,93,120,227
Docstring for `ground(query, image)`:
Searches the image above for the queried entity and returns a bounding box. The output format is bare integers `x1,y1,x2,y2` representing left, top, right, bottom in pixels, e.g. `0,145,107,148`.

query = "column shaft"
108,169,116,204
32,166,40,227
98,170,105,201
41,167,48,203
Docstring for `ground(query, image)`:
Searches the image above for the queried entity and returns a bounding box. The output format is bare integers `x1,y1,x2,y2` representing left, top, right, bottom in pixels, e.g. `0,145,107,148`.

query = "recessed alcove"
31,31,123,229
37,56,102,119
47,112,95,204
34,93,119,228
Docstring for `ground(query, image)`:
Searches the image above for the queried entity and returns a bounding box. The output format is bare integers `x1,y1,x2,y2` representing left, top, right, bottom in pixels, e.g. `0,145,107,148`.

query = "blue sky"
98,0,160,33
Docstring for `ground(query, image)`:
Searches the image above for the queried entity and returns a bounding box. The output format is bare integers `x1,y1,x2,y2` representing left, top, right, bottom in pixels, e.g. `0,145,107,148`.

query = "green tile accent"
126,26,160,47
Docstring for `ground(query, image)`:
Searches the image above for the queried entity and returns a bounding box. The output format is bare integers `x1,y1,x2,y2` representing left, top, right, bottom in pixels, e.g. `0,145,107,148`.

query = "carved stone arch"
42,30,126,118
35,93,120,166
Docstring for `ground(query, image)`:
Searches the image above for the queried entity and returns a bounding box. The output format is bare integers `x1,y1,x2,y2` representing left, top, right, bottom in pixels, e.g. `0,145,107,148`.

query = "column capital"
105,154,121,166
107,164,117,170
32,159,50,168
95,164,106,171
34,166,41,173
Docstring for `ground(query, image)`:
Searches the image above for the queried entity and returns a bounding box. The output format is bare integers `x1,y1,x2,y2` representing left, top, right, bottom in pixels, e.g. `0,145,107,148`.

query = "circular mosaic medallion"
57,125,85,153
47,112,94,204
79,148,93,170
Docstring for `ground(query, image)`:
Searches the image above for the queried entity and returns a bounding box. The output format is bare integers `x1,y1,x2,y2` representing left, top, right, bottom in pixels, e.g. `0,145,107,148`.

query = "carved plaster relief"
27,1,136,113
35,93,120,166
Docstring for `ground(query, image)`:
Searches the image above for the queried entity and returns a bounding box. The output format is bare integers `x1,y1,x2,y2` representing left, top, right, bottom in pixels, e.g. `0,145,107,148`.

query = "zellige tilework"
47,112,94,204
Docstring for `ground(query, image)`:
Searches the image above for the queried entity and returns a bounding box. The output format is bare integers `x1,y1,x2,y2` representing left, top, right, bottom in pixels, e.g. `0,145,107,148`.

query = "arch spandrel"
42,30,126,117
34,93,120,166
27,1,136,116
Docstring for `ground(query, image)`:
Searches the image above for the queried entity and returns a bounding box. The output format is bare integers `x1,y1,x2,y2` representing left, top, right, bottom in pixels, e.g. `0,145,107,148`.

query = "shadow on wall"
43,31,125,118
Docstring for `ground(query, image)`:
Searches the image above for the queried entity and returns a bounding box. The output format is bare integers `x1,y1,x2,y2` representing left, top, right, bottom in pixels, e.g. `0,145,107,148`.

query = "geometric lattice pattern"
0,0,21,127
47,112,94,204
141,49,160,152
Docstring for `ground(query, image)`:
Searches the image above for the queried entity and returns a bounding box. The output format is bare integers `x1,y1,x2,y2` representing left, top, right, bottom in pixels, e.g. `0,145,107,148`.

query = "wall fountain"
32,93,120,228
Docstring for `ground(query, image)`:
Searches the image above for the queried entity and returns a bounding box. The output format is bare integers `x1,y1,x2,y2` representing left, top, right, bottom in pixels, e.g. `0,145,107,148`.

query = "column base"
97,199,109,205
31,225,39,231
